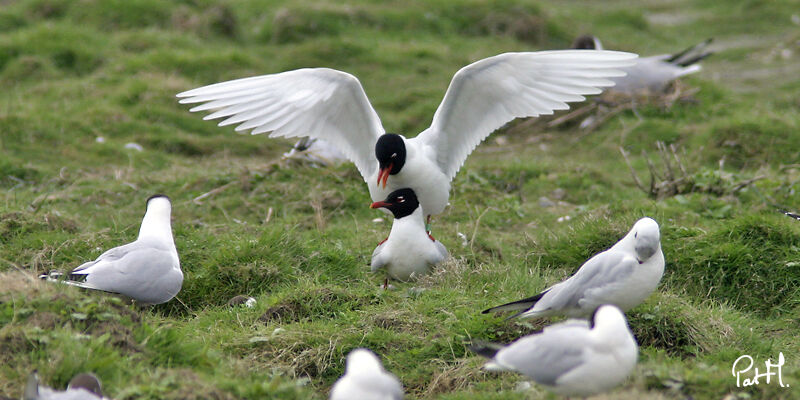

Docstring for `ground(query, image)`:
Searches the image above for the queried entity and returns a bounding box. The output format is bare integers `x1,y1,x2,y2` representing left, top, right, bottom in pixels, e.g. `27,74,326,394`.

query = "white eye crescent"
397,196,405,202
391,153,397,158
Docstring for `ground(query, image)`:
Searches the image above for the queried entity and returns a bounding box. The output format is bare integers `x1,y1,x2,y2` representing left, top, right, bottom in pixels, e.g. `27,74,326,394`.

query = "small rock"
514,381,532,392
457,232,468,247
372,218,384,223
551,188,566,200
228,295,257,308
124,142,143,152
95,136,106,143
792,14,800,25
494,135,508,146
538,196,555,208
557,215,571,222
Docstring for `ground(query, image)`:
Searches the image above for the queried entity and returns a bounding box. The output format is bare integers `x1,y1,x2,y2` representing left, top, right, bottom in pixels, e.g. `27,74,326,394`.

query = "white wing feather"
417,50,638,180
177,68,385,180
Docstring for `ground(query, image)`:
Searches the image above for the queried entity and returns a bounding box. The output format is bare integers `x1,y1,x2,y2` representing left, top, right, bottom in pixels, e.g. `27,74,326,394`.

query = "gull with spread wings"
177,50,637,229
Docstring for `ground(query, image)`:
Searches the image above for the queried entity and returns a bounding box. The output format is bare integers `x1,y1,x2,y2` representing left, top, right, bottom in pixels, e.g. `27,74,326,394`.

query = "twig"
619,147,647,193
469,207,494,253
731,175,767,193
193,181,236,204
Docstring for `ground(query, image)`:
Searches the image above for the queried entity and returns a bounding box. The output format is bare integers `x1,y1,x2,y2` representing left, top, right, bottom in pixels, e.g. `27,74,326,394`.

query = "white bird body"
330,349,404,400
371,207,449,281
25,372,105,400
178,51,638,220
367,138,451,217
484,217,664,319
43,195,183,305
473,305,638,397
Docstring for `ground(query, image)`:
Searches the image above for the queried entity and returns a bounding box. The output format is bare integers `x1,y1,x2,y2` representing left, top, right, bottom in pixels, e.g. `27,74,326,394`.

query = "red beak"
376,163,393,188
371,201,390,209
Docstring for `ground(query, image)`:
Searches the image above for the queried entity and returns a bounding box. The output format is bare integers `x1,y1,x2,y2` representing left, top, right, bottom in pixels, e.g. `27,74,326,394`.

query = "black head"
572,34,598,50
370,188,419,219
375,134,406,187
68,373,102,396
146,194,171,204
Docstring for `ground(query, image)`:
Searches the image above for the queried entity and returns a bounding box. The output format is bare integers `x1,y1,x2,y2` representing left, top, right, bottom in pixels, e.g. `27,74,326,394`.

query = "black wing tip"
482,290,548,315
467,341,501,359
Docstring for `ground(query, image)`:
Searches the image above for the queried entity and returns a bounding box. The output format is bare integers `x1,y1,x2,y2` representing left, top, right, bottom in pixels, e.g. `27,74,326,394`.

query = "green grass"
1,0,800,399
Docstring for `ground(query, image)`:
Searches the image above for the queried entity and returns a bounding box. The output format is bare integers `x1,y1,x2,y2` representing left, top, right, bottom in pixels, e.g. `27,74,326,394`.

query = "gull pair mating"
177,49,638,230
42,195,183,305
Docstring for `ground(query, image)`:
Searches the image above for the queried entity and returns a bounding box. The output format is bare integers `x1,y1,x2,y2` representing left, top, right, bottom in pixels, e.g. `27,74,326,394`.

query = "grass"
1,0,799,399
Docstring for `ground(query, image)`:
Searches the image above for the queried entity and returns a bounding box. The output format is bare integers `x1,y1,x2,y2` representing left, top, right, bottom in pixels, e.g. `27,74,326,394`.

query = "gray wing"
79,245,182,304
370,242,388,273
530,251,637,315
71,241,140,273
613,56,700,93
429,240,449,264
496,329,588,385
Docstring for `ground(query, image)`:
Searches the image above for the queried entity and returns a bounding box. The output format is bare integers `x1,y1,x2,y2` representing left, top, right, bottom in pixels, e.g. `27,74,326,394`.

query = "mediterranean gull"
370,188,448,282
177,50,637,226
42,195,183,305
572,35,713,94
469,305,638,397
483,217,663,319
330,348,404,400
24,371,104,400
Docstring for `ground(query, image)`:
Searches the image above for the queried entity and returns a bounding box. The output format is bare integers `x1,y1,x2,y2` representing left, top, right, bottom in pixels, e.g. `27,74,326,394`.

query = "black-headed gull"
470,305,638,397
370,188,448,282
572,35,712,94
177,50,637,224
483,217,663,319
42,195,183,305
24,371,104,400
330,348,404,400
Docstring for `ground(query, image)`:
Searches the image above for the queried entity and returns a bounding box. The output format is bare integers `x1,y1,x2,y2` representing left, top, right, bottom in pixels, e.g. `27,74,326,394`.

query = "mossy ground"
1,0,799,399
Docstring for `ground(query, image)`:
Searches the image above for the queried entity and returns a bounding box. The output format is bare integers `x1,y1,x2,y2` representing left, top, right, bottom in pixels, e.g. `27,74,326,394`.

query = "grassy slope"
1,0,799,398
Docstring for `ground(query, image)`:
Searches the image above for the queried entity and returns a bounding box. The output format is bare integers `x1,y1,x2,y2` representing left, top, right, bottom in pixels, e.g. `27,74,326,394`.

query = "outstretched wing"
177,68,385,181
417,50,637,180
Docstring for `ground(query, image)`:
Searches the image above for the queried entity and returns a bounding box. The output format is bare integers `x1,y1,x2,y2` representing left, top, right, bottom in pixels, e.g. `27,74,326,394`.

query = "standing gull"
370,188,448,282
330,348,404,400
177,50,637,229
572,35,713,94
42,195,183,305
484,217,663,319
470,305,638,397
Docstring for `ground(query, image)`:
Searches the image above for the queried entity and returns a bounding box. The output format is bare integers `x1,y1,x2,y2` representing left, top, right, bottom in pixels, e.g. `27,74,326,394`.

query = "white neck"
391,207,426,233
137,202,175,250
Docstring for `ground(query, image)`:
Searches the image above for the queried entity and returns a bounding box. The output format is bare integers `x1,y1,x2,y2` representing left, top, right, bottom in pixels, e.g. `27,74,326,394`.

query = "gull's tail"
481,290,548,318
780,209,800,221
467,341,503,359
666,38,714,69
40,271,102,291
